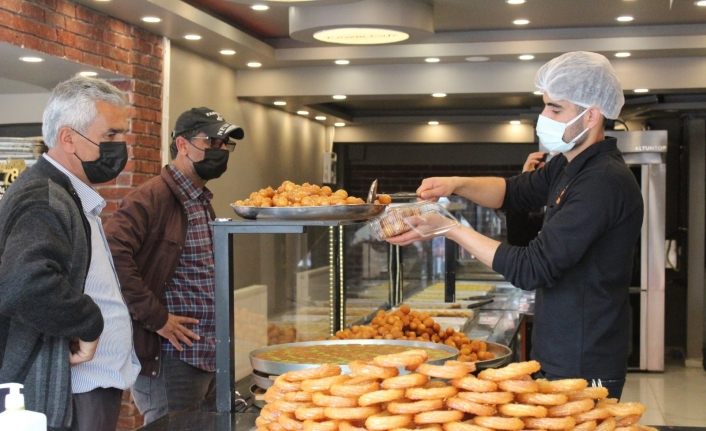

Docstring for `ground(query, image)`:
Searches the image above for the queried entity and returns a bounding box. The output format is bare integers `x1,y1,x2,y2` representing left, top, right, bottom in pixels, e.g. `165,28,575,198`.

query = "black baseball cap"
172,107,244,140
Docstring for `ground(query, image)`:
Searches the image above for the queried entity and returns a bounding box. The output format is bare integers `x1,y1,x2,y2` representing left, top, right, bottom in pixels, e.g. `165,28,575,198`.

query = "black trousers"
71,387,123,431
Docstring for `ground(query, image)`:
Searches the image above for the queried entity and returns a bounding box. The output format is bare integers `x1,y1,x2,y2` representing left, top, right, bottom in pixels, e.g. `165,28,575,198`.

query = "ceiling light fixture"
465,56,490,62
184,34,202,40
79,71,98,77
428,121,439,126
251,4,270,11
616,15,634,22
19,56,43,63
533,90,543,95
290,0,433,45
334,59,350,65
513,19,530,25
614,52,631,58
334,122,346,127
315,115,327,121
247,61,262,68
518,54,535,61
696,0,706,6
274,101,287,106
425,57,440,63
510,120,521,125
332,95,347,100
634,88,650,93
297,110,309,115
141,16,161,23
432,93,447,98
506,0,526,4
220,49,236,55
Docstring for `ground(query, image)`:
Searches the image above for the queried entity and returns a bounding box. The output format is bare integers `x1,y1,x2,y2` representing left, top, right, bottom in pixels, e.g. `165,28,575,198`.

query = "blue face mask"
536,108,589,153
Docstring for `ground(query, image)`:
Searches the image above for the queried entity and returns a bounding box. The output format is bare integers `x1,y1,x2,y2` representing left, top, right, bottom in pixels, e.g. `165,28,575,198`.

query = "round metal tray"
474,342,513,370
231,203,386,221
250,339,459,376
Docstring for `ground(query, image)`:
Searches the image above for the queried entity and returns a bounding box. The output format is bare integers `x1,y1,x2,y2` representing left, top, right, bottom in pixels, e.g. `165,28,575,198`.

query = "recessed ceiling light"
696,0,706,6
220,49,236,56
94,0,111,2
184,34,202,41
432,93,447,98
614,52,631,58
634,88,650,93
313,28,409,45
506,0,526,4
251,4,270,11
518,54,535,61
334,59,350,65
247,61,262,68
334,122,346,127
19,56,43,63
332,95,347,100
141,16,161,23
510,120,521,125
533,90,543,96
616,15,634,22
79,71,98,77
428,120,439,126
425,57,440,63
297,110,309,115
465,56,490,62
513,19,530,25
274,101,287,106
315,115,327,121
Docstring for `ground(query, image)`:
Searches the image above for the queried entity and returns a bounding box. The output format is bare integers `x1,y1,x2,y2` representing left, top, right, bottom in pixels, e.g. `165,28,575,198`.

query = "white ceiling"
23,0,706,123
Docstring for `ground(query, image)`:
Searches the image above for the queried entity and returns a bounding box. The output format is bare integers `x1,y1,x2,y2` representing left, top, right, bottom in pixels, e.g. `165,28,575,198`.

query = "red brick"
63,44,83,62
107,19,128,35
104,31,132,50
108,46,130,63
38,0,57,11
45,11,65,29
0,0,23,12
74,34,98,53
133,146,161,162
81,51,102,68
16,19,57,41
131,66,161,84
55,1,75,18
20,2,44,21
116,62,132,77
65,18,93,37
116,172,133,187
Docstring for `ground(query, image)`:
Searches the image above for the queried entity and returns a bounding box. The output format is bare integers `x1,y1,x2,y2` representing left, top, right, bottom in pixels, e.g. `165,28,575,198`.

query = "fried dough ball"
234,181,379,208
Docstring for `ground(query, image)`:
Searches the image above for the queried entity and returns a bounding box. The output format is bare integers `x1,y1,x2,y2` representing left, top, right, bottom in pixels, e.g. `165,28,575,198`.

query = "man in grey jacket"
0,75,137,430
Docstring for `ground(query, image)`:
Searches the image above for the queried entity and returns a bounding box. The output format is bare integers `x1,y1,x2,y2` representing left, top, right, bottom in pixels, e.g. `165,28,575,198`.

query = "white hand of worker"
416,177,458,201
69,338,99,365
157,313,200,351
523,151,548,173
386,213,460,246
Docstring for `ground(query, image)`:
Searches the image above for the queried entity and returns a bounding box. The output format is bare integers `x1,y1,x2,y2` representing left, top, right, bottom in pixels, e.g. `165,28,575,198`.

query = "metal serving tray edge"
231,203,385,221
249,339,459,376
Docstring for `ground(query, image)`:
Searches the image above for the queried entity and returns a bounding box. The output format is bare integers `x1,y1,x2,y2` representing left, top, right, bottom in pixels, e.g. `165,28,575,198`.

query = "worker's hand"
523,152,548,173
69,338,99,365
157,313,200,351
387,213,459,246
416,177,458,201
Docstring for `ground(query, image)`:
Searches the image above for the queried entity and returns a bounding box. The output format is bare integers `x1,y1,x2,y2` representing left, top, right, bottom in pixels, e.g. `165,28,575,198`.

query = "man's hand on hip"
157,313,200,351
69,339,99,365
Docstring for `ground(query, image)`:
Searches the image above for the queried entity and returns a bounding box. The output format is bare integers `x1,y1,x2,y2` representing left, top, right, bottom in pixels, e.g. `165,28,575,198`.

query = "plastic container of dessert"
368,200,459,240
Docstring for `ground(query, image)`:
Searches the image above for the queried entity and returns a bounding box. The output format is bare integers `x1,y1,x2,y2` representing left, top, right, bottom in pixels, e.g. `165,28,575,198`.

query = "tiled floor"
622,363,706,426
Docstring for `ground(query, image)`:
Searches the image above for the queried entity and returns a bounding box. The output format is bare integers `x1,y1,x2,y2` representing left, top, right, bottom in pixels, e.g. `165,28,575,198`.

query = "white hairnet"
535,51,625,119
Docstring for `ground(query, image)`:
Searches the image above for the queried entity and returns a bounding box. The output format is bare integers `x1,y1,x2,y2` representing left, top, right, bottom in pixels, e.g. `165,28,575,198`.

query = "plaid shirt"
162,165,216,371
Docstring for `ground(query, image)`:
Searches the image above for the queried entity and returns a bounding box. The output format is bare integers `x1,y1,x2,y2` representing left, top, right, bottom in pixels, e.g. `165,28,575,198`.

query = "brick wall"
3,1,165,429
1,0,164,216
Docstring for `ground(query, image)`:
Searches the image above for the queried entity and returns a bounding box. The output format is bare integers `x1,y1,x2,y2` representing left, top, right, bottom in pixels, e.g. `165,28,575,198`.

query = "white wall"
0,93,49,124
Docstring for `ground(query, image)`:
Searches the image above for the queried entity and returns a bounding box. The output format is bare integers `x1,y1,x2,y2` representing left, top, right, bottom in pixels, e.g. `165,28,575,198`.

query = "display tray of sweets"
255,355,654,431
250,339,459,377
232,180,391,221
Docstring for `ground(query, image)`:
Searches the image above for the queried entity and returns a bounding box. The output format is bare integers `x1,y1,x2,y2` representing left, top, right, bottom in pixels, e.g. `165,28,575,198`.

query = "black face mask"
72,129,128,183
191,148,229,180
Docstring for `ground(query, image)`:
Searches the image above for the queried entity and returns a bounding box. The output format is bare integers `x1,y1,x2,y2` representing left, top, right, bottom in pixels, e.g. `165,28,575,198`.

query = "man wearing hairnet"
388,51,643,398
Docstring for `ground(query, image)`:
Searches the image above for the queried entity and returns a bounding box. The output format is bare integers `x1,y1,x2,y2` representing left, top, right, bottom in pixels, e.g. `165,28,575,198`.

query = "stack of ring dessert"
255,351,655,431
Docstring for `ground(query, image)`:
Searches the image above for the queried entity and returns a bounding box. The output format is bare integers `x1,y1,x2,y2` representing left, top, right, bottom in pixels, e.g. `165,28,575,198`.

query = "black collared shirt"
493,137,643,379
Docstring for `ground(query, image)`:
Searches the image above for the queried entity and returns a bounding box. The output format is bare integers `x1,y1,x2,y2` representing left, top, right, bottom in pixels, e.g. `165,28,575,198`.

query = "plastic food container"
369,201,459,240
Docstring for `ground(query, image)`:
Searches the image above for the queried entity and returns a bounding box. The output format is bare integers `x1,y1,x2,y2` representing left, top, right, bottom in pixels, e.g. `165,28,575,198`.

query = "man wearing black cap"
104,107,244,423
